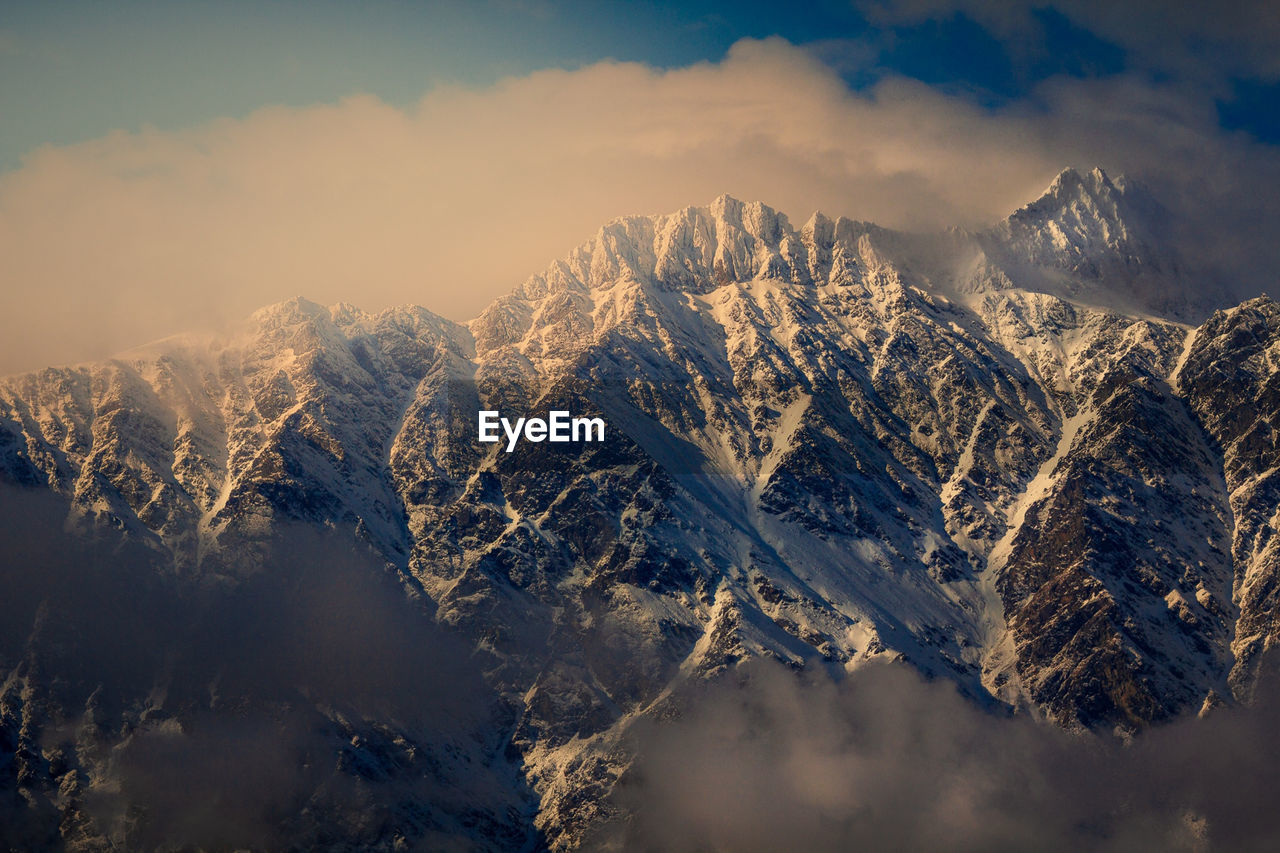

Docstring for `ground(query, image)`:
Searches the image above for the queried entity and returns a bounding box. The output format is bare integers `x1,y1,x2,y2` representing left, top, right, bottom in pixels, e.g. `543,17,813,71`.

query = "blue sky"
4,0,1277,171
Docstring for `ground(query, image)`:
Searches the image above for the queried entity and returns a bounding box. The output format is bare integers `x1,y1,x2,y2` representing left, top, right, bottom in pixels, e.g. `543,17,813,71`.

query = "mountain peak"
972,165,1209,318
503,195,804,302
996,165,1146,268
708,192,744,216
703,194,791,240
1020,166,1125,224
249,295,330,329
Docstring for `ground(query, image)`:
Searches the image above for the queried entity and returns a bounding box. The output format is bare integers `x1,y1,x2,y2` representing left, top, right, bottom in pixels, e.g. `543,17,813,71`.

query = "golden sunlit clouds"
0,37,1275,374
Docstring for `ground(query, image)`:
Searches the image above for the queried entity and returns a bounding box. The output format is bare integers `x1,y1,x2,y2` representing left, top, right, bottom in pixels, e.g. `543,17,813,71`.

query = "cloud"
1,36,1278,375
0,484,529,849
856,0,1280,83
598,657,1280,852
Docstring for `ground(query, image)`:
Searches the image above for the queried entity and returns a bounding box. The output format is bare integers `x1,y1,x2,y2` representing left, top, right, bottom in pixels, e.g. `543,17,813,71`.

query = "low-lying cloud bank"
2,36,1278,375
598,659,1280,852
5,483,1280,850
0,486,530,850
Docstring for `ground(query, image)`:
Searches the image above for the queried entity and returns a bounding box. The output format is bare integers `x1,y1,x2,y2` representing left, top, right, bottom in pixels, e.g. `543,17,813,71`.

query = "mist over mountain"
3,169,1280,849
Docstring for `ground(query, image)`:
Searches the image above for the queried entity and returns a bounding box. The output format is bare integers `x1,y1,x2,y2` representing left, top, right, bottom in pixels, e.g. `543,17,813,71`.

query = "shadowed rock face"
1,178,1277,848
994,372,1234,729
1178,298,1280,700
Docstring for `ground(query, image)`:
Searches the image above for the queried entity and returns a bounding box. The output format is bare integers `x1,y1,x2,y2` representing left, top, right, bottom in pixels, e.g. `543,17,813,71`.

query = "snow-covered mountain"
2,168,1277,849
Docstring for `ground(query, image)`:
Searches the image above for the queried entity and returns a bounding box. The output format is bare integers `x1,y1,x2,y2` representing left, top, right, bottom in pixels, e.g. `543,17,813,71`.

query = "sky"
1,0,1278,373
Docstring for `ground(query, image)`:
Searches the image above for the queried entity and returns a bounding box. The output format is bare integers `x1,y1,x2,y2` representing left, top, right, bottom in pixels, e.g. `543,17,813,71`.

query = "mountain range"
3,166,1278,850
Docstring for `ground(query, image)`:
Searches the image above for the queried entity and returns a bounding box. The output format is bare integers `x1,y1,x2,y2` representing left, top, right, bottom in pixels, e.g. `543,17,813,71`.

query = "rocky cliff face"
1,168,1276,849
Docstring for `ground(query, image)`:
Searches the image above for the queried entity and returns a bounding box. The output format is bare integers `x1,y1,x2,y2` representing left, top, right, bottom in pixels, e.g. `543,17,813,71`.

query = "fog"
598,658,1280,852
2,37,1278,375
0,485,529,850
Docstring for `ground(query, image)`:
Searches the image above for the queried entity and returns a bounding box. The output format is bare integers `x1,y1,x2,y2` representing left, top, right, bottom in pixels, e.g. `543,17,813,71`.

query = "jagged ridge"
1,171,1276,849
